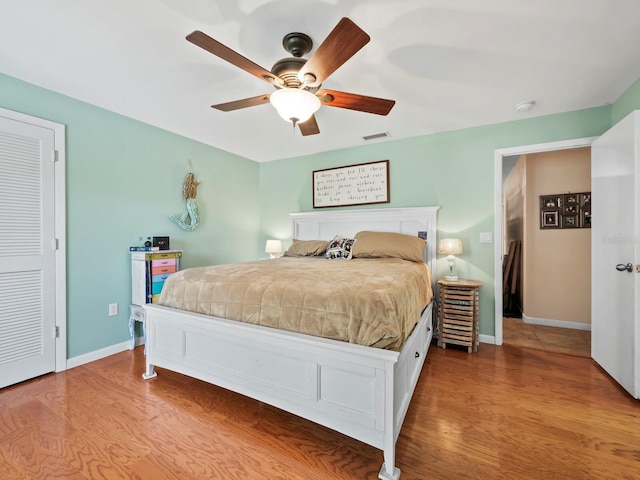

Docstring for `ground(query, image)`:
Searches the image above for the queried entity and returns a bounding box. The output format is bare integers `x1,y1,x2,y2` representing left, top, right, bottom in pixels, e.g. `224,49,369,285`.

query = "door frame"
0,107,66,372
493,137,597,345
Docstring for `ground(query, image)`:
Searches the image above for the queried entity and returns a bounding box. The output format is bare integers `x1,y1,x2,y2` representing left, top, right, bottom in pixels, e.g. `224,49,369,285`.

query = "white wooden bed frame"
142,206,439,480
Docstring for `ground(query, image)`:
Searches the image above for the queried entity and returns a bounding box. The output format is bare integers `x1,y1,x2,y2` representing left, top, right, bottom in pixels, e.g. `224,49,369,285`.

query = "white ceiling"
2,0,640,162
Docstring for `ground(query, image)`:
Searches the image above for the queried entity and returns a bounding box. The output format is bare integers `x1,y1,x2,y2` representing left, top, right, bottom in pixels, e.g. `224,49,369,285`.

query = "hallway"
503,317,591,357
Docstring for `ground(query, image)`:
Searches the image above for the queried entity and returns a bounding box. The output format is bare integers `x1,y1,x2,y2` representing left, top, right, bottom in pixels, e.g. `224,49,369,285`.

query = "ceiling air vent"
362,132,390,141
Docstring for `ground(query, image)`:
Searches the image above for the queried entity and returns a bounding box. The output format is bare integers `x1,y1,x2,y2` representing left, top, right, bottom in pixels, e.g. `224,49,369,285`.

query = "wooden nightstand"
437,279,482,353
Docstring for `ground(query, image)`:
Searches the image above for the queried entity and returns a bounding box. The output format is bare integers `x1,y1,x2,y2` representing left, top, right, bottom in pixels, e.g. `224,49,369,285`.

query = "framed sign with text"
312,160,390,208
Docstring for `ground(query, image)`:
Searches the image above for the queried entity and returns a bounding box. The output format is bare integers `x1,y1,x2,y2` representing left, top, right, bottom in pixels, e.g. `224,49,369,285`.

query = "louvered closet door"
0,116,56,388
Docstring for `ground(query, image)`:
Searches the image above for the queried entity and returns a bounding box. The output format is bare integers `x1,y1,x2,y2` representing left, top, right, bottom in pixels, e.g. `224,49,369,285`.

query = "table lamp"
265,239,282,259
438,238,463,281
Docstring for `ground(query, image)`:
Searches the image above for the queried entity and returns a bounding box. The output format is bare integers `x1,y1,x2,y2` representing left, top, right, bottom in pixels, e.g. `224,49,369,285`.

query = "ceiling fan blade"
299,115,320,136
317,89,395,115
186,30,281,86
212,94,271,112
298,18,370,87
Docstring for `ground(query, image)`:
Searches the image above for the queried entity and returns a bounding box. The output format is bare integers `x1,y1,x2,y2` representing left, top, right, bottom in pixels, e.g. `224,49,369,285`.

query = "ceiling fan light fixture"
270,88,321,125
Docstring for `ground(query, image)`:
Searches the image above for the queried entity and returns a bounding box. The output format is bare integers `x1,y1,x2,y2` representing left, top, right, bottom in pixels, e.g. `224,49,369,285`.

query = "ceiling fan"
186,17,395,136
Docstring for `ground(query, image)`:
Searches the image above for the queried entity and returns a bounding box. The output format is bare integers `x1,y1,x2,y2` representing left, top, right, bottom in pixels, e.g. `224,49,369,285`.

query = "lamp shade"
265,239,282,254
438,238,463,256
269,88,321,124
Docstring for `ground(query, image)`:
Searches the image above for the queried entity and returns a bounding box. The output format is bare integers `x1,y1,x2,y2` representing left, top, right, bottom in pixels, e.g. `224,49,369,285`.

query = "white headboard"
290,206,440,281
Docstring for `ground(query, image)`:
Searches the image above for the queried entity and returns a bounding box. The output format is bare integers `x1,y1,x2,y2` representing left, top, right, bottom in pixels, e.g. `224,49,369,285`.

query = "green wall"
0,74,260,358
611,78,640,125
3,70,640,358
259,107,612,338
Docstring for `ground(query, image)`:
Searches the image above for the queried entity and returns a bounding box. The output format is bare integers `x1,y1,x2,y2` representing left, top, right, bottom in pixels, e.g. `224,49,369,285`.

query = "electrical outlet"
108,303,118,316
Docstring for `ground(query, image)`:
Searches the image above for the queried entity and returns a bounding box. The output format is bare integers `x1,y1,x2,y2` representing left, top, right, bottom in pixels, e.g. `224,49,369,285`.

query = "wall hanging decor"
540,192,591,229
312,160,389,208
170,161,201,231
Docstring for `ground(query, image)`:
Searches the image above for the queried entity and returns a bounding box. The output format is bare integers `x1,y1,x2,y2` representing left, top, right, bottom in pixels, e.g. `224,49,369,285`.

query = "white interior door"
0,116,56,388
591,111,639,399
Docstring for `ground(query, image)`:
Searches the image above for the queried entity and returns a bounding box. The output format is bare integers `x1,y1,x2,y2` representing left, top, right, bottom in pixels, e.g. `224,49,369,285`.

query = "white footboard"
143,303,432,479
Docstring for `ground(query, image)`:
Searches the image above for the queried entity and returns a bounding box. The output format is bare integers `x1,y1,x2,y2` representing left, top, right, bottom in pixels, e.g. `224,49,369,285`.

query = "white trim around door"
0,107,66,373
493,137,597,345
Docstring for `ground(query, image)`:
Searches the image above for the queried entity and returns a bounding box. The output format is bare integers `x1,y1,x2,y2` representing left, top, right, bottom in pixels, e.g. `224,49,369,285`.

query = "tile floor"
502,317,591,357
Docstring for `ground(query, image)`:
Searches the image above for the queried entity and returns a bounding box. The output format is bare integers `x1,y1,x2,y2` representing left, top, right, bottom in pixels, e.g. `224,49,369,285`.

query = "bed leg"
378,461,400,480
128,315,135,350
379,443,400,480
142,363,157,380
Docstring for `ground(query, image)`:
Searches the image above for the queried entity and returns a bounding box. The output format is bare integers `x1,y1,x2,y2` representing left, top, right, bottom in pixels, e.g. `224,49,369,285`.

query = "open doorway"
494,137,595,345
503,148,593,356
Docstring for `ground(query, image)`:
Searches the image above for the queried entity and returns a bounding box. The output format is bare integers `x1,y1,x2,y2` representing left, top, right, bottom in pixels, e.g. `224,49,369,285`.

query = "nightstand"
437,279,482,353
129,250,182,350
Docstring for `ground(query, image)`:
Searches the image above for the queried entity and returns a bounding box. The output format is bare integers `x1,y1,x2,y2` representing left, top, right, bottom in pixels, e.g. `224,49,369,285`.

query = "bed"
142,206,439,480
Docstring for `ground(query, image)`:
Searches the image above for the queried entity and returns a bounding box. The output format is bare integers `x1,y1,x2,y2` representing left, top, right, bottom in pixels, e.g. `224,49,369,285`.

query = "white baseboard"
66,336,145,369
71,322,581,367
522,314,591,331
479,334,496,344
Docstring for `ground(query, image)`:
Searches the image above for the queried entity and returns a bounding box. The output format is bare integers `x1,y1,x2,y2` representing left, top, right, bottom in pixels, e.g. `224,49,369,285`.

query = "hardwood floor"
1,343,638,479
503,317,591,357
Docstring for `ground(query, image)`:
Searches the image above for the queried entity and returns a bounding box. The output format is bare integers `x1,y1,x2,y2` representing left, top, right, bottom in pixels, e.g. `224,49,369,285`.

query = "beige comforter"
159,257,433,351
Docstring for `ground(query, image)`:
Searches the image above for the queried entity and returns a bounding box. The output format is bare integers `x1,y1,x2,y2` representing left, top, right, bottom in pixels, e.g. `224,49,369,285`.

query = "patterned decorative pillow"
325,236,356,259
